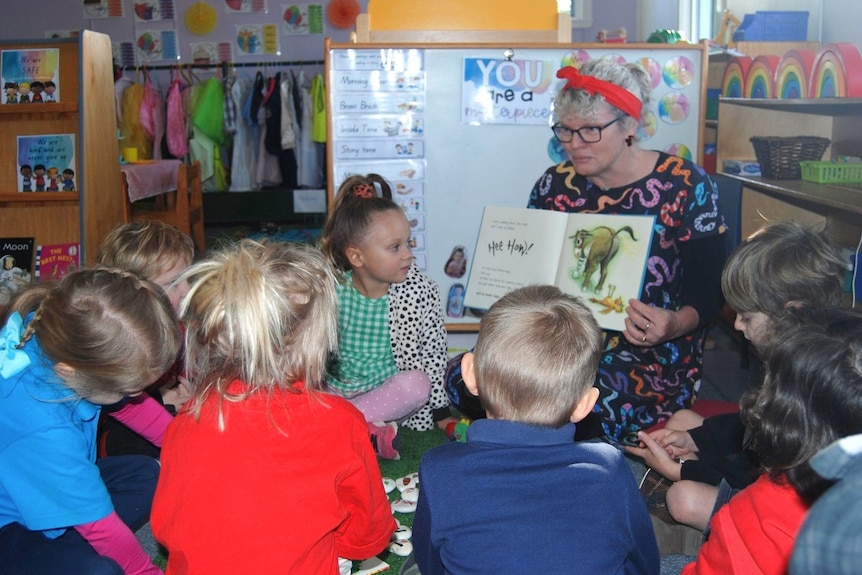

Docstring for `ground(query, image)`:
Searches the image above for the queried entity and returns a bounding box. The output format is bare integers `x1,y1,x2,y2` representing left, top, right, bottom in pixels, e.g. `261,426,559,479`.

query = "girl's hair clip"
351,182,376,199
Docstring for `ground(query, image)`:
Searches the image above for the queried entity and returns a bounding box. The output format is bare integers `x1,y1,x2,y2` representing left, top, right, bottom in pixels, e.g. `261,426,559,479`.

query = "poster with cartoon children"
16,134,76,193
1,49,60,104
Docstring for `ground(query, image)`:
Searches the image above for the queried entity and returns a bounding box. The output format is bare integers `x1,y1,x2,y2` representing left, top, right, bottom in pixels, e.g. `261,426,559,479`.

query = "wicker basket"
750,136,831,179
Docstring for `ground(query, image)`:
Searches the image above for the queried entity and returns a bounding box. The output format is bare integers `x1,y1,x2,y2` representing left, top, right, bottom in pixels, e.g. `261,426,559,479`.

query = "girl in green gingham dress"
321,174,454,457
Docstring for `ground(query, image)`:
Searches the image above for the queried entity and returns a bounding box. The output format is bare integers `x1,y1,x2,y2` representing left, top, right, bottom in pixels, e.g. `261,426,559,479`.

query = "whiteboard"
326,42,708,329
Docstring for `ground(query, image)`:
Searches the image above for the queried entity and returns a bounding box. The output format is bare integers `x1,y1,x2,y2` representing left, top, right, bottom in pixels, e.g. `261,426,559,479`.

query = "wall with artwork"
0,0,363,67
0,1,647,69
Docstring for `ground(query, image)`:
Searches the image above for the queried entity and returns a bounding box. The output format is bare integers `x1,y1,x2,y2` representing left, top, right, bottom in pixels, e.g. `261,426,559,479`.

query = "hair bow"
351,183,376,199
0,312,31,379
556,66,643,120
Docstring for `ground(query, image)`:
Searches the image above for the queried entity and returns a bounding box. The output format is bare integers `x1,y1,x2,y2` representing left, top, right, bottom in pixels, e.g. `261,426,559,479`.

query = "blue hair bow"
0,312,31,379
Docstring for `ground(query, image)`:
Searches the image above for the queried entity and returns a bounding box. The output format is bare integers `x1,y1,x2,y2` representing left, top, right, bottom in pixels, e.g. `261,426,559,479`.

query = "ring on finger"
641,335,647,343
644,321,651,331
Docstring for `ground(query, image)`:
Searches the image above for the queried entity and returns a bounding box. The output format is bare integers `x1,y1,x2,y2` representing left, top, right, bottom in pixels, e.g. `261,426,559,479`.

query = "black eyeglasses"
551,117,623,144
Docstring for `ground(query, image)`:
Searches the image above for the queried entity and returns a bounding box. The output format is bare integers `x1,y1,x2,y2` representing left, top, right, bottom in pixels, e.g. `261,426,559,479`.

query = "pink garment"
347,370,431,423
121,159,181,202
166,79,188,158
139,78,159,139
108,394,173,448
74,511,162,575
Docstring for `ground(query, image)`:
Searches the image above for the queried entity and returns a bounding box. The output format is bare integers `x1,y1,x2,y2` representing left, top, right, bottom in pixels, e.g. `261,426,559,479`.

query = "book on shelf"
0,237,35,306
463,206,655,331
35,242,80,282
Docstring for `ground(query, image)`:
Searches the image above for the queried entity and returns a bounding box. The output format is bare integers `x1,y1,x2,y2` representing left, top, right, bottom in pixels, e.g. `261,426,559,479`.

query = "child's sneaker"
369,421,401,460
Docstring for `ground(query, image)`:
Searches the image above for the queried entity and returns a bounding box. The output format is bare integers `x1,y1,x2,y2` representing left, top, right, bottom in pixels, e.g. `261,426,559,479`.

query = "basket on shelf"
749,136,831,179
799,161,862,184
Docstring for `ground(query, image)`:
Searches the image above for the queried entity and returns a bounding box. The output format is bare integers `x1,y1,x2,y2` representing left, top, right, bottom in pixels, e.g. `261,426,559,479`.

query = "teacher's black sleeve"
678,233,727,328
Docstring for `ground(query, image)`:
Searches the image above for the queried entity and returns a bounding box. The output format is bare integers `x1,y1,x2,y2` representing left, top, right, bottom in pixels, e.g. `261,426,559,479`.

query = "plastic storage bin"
800,161,862,184
732,11,809,42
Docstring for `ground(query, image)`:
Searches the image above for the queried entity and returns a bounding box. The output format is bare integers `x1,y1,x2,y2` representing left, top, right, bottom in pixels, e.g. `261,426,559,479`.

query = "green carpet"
366,427,448,574
205,223,322,251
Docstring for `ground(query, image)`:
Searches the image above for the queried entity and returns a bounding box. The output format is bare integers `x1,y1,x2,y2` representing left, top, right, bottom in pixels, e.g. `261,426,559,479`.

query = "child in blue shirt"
412,285,659,574
0,268,181,574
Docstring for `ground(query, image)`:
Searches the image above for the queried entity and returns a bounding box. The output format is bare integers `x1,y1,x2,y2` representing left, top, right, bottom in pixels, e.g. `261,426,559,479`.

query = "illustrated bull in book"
569,226,637,293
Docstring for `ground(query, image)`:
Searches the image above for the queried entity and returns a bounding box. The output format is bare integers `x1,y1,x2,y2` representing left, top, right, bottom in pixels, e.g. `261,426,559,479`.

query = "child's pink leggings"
348,370,431,423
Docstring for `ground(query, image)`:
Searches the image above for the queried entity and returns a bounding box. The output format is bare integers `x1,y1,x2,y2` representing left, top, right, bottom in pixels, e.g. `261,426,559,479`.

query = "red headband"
556,66,643,119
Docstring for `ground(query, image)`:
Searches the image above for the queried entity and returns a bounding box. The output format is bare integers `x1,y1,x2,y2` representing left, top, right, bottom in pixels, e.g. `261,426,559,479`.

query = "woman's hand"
623,300,699,347
624,430,685,482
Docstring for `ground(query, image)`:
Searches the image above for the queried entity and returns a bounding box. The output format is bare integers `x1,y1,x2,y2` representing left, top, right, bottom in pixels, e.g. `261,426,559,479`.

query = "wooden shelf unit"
716,97,862,307
704,42,821,172
0,31,123,265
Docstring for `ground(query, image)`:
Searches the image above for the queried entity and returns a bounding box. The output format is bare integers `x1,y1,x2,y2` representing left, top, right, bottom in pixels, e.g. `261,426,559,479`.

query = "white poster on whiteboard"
330,48,429,270
461,57,556,125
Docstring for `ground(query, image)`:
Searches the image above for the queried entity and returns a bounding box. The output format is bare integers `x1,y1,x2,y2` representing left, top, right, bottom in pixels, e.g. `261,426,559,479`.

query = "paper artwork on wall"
1,48,60,104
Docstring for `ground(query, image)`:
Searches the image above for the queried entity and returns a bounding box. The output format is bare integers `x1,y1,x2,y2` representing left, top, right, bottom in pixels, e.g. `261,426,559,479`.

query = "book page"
554,213,656,331
464,206,568,311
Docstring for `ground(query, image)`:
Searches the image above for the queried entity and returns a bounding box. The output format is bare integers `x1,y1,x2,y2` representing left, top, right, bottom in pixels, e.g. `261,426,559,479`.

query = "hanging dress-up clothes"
230,74,256,192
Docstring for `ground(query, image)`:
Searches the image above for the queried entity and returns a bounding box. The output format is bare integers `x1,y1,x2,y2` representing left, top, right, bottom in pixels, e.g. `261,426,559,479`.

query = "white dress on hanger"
229,74,256,191
297,72,321,188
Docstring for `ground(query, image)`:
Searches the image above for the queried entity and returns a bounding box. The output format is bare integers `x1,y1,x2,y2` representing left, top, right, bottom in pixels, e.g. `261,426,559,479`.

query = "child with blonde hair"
320,174,453,459
96,220,196,456
412,285,659,574
151,239,395,574
97,220,195,313
0,269,182,574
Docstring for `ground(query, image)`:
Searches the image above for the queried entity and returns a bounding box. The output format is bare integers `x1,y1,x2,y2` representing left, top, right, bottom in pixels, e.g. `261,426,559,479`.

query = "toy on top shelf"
596,28,627,44
646,29,682,44
713,9,741,49
732,11,809,43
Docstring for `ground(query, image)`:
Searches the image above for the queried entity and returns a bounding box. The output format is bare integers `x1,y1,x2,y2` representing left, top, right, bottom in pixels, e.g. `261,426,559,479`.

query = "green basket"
800,161,862,184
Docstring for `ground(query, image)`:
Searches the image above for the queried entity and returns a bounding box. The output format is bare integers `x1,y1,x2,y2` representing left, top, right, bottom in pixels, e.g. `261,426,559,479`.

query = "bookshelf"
0,30,123,264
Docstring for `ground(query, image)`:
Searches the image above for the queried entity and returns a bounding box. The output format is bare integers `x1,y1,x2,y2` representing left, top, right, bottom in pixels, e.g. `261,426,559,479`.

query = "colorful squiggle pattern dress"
528,152,727,445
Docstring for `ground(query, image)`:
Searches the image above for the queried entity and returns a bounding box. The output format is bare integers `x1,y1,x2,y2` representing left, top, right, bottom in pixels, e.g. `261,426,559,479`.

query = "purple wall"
573,0,639,44
0,0,643,65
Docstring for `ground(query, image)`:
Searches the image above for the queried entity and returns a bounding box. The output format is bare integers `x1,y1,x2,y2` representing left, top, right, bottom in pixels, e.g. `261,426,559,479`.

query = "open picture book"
464,206,655,331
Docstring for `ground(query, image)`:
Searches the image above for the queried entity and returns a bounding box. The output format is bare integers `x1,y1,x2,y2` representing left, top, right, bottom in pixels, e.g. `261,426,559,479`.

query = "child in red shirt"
151,239,395,574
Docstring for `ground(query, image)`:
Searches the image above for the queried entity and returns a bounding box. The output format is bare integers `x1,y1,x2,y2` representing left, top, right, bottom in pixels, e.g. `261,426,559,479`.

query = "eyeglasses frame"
551,116,624,144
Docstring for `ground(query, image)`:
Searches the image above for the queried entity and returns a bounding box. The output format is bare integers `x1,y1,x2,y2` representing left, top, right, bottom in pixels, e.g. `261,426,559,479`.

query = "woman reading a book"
524,59,728,446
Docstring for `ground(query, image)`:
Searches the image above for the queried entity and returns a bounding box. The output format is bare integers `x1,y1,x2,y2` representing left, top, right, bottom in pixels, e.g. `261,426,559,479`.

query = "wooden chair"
122,161,206,251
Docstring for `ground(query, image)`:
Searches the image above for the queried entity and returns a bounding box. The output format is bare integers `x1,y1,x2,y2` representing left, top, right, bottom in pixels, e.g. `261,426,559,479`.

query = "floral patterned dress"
528,152,727,445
